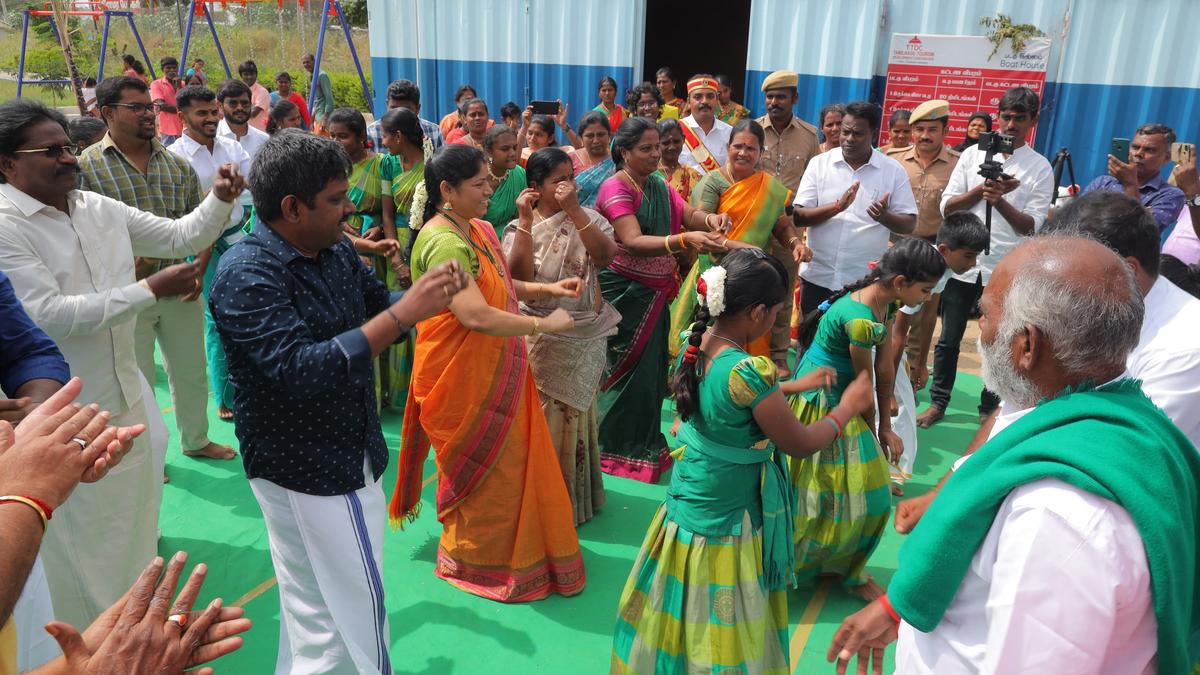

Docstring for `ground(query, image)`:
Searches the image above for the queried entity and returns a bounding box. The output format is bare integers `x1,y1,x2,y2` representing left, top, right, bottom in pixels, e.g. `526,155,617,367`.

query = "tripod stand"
1050,148,1078,205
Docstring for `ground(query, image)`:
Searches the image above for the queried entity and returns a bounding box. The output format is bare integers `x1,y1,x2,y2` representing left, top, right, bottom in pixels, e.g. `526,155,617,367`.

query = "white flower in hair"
410,181,429,231
699,266,728,317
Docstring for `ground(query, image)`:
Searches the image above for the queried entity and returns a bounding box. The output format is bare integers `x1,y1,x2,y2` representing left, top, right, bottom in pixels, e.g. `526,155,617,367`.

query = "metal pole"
331,0,371,116
128,13,157,80
308,0,330,121
16,10,30,98
179,0,197,71
97,11,113,81
203,4,232,79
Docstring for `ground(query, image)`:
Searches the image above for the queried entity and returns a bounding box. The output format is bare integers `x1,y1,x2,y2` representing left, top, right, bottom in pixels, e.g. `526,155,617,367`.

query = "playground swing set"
15,0,373,117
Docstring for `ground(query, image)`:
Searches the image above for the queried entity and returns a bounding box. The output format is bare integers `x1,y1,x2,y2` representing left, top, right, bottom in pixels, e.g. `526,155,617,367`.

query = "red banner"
880,34,1051,147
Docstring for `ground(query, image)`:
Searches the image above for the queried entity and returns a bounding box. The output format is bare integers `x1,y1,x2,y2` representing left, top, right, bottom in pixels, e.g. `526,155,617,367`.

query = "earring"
444,203,454,212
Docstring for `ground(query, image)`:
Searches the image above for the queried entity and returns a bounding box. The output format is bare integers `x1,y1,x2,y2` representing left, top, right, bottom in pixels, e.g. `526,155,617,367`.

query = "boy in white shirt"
888,212,989,494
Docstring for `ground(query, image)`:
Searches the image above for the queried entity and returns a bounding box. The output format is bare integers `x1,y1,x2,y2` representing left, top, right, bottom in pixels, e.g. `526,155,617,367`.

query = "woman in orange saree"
391,144,587,602
669,120,810,360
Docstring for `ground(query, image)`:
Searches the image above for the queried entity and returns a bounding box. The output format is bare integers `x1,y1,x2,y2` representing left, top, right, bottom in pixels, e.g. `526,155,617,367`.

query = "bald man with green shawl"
828,236,1200,675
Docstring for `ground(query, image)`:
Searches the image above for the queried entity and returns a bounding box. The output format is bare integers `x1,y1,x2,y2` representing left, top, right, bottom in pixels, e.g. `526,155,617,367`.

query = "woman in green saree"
482,124,526,241
594,117,729,483
326,107,402,260
376,107,430,409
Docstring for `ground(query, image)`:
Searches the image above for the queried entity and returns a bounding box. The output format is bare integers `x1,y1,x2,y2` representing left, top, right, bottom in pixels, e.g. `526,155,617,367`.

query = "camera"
975,131,1015,255
976,131,1014,156
976,132,1015,182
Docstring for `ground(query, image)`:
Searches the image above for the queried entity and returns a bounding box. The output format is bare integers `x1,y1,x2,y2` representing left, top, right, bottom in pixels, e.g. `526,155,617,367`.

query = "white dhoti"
39,374,163,628
250,460,391,675
891,354,918,485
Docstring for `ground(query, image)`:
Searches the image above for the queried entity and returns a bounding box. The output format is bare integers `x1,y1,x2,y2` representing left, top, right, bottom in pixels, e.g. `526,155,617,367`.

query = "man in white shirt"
0,98,242,625
792,101,918,314
918,86,1054,428
79,79,234,465
677,75,733,174
216,79,269,160
170,84,255,424
830,235,1199,675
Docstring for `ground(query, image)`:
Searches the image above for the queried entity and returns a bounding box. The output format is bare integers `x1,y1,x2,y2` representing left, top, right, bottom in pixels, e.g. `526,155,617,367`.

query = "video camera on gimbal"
975,131,1015,254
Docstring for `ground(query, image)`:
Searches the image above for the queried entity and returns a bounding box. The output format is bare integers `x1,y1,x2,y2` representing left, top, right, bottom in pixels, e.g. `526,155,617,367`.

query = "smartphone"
529,100,560,116
1110,138,1131,163
1171,142,1195,164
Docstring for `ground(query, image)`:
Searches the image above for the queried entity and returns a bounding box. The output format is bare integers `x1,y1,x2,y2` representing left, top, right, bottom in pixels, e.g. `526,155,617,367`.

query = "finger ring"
69,437,88,450
167,613,187,628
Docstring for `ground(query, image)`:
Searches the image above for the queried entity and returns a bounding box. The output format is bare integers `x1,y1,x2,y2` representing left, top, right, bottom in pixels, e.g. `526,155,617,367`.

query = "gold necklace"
620,169,644,199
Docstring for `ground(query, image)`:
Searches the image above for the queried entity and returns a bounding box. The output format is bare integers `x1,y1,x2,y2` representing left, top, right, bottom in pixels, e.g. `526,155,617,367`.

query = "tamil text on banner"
881,34,1051,147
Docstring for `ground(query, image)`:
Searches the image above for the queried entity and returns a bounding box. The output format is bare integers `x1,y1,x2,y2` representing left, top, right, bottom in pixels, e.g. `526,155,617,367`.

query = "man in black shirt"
209,130,468,673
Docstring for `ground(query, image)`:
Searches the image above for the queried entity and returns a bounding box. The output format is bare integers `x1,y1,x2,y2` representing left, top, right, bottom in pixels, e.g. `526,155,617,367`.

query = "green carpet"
150,361,984,673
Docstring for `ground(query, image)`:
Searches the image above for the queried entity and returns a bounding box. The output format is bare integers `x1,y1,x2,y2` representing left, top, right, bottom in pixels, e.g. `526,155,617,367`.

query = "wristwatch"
1188,194,1200,207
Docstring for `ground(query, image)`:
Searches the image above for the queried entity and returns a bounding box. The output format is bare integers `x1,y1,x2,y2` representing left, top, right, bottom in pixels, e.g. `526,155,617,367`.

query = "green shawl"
890,379,1200,675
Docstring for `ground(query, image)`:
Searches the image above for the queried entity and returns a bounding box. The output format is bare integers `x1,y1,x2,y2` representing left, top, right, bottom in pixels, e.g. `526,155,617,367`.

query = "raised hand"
211,163,246,202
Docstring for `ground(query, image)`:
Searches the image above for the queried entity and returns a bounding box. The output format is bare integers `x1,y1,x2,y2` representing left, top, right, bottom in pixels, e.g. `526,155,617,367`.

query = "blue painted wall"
368,0,1200,192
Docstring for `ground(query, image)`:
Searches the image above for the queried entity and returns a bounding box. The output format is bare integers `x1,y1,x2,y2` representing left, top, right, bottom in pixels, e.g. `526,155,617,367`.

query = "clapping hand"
0,378,144,508
44,552,252,675
838,181,861,211
866,193,891,223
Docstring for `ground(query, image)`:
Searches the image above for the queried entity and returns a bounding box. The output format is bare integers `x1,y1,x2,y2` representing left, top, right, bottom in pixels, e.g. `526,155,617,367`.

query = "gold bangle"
678,233,690,250
0,496,48,531
664,235,674,254
575,219,592,233
531,317,540,335
516,226,532,235
788,236,801,246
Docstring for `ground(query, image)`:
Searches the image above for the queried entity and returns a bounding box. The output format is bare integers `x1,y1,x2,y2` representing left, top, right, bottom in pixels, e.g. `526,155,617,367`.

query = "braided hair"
672,248,788,422
795,238,946,353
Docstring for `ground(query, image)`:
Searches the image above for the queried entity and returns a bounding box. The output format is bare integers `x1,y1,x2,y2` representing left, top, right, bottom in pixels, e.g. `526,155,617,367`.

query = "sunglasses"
107,102,159,115
13,145,77,159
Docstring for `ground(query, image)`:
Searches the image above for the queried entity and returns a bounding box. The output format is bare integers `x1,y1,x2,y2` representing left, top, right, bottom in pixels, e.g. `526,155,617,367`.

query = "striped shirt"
77,132,203,272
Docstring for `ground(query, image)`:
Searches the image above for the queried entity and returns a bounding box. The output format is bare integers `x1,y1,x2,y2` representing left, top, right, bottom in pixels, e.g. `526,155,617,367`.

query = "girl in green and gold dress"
612,248,875,674
785,238,946,601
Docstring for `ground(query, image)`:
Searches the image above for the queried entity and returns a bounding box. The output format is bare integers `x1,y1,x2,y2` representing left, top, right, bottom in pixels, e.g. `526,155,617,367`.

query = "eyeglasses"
107,102,158,115
13,145,76,159
224,100,252,109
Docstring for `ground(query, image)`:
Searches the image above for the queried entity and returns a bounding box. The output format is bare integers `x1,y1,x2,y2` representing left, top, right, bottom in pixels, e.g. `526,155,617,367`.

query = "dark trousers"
930,276,1000,414
799,279,836,317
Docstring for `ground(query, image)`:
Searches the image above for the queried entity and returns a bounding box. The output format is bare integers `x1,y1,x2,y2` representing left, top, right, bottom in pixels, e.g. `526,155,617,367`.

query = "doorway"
641,0,751,104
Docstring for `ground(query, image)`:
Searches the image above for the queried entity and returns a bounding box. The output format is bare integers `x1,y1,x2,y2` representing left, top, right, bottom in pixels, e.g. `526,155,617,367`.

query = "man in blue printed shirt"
208,130,468,674
1082,123,1184,232
0,269,70,423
